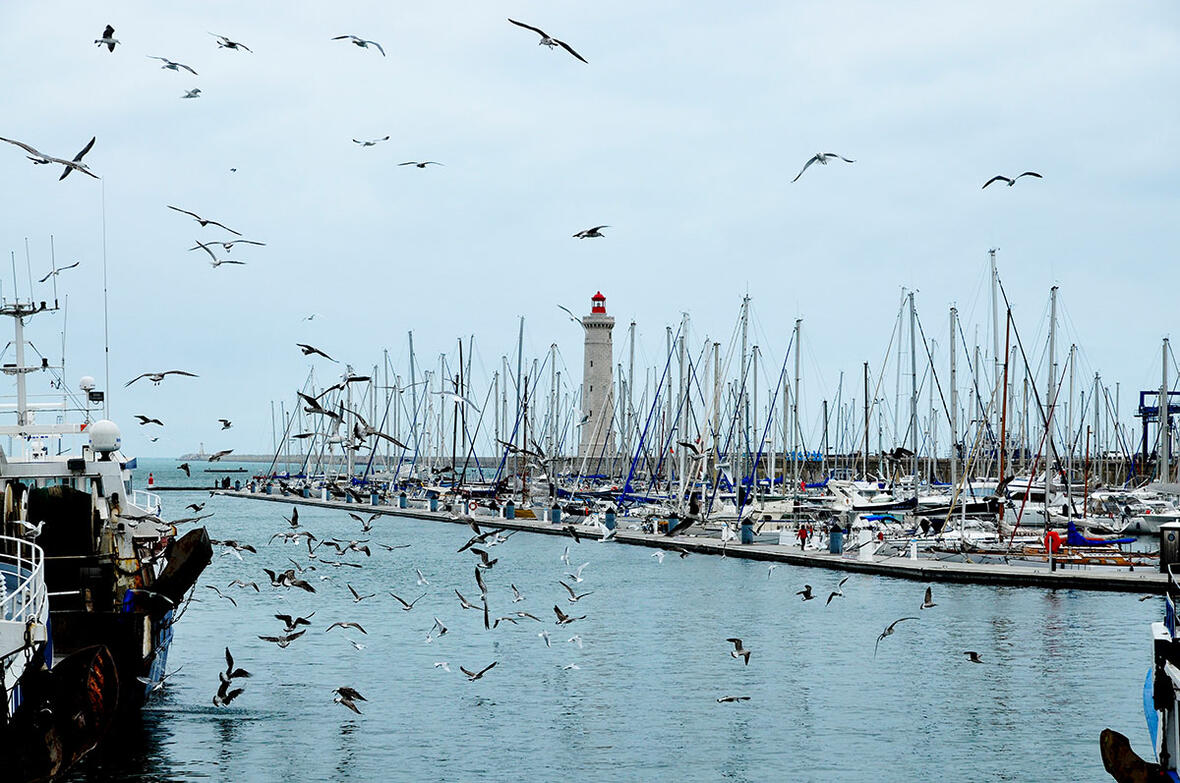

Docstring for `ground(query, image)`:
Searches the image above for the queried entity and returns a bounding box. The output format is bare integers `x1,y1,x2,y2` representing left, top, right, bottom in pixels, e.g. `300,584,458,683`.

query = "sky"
0,1,1176,458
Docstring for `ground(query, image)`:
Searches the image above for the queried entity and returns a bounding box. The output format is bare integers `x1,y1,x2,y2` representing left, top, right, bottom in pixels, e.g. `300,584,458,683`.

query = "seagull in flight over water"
792,152,855,183
0,135,98,180
508,19,588,63
332,35,385,56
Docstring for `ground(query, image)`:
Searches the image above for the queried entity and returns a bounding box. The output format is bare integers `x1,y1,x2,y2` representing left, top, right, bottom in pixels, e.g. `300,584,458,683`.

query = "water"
64,460,1154,781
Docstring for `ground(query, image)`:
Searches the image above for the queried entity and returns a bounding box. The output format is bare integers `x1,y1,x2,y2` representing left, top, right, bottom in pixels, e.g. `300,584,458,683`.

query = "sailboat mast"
793,319,802,495
1163,338,1171,483
1046,286,1059,524
909,292,918,497
949,305,958,497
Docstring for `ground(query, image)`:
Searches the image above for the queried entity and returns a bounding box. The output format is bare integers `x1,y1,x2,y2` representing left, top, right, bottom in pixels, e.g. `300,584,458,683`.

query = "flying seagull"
982,172,1042,189
181,88,202,99
398,161,442,168
325,621,367,634
792,153,855,183
274,612,316,633
166,206,241,235
178,462,190,477
148,56,199,75
208,449,234,462
460,661,498,682
211,33,252,52
95,25,119,52
192,240,246,268
134,414,163,426
354,136,391,147
258,629,306,648
297,343,335,361
507,19,588,64
219,418,233,430
717,695,752,703
333,686,366,714
874,617,919,656
390,592,426,611
826,576,850,606
332,35,385,56
0,135,99,180
573,225,608,239
920,586,937,610
796,584,815,601
964,651,983,664
726,637,751,665
125,370,197,387
37,261,81,283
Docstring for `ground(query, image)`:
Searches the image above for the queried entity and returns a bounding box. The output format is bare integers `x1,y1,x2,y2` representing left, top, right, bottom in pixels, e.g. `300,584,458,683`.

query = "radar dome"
79,376,96,391
89,419,121,453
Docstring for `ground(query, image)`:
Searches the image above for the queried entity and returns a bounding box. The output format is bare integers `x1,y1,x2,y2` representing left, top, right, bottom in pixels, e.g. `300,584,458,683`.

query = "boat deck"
214,490,1168,594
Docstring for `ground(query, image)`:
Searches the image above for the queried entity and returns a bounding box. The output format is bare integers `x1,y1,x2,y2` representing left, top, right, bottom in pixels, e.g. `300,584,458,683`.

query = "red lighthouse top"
591,291,606,314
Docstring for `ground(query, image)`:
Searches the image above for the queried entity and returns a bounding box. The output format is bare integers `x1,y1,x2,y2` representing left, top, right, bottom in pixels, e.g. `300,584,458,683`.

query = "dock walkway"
213,490,1167,595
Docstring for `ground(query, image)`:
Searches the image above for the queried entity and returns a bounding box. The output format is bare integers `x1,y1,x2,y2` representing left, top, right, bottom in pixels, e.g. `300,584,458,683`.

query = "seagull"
460,662,497,682
221,647,251,684
347,639,365,651
560,546,571,566
211,33,252,52
553,605,585,625
573,225,608,239
333,686,365,714
325,621,367,634
982,172,1042,189
920,586,937,610
332,35,385,56
416,568,430,586
354,136,391,147
0,135,99,181
213,680,244,707
471,548,498,570
166,205,241,235
474,568,488,597
390,592,426,611
510,584,525,603
507,19,588,64
567,634,583,649
796,585,815,601
347,584,376,603
38,261,80,283
228,579,259,592
538,631,551,647
562,663,580,671
455,589,479,610
181,88,202,99
791,152,855,183
135,414,163,426
219,419,233,430
398,161,443,168
651,551,665,564
767,564,779,579
297,343,335,361
258,630,306,648
186,502,205,512
559,581,593,603
192,240,246,268
717,696,751,703
204,585,237,607
726,638,751,665
125,370,197,387
826,576,850,606
561,525,582,544
178,462,191,477
964,651,983,664
426,617,448,642
208,449,234,462
190,238,266,253
433,661,451,672
434,390,480,411
95,25,119,52
874,617,919,656
148,56,199,75
565,562,590,583
274,612,315,633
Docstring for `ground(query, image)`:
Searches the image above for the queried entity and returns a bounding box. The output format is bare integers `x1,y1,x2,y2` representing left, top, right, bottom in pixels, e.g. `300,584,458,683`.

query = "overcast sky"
0,1,1176,457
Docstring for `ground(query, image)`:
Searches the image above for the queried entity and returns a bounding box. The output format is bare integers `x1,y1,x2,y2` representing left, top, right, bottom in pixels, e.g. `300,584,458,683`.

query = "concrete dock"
213,490,1168,595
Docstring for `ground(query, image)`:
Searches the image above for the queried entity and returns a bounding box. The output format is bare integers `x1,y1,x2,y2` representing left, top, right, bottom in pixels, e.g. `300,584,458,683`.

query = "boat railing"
130,489,162,515
0,533,47,627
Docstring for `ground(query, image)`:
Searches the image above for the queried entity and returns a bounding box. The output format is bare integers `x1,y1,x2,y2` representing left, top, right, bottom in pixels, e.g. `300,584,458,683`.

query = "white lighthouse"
579,291,616,459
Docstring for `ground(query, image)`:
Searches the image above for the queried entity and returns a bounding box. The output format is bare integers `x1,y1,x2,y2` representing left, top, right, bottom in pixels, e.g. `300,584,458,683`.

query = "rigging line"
618,321,683,508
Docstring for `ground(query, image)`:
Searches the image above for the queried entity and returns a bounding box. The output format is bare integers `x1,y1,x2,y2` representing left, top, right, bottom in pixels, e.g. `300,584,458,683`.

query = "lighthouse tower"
579,291,616,459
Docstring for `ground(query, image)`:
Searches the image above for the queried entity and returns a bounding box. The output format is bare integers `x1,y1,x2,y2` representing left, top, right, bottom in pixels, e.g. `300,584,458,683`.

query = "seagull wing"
73,137,96,163
0,136,47,159
390,593,410,609
178,63,199,75
791,155,820,183
193,240,218,261
824,153,855,163
476,661,498,677
982,175,1011,189
555,38,588,63
168,205,203,220
204,219,242,236
165,370,199,378
124,373,150,387
1016,171,1042,180
368,40,386,56
508,18,548,38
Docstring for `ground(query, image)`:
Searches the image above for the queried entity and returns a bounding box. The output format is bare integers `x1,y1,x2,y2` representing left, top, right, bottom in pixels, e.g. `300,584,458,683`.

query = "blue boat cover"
1065,520,1136,546
1145,667,1159,757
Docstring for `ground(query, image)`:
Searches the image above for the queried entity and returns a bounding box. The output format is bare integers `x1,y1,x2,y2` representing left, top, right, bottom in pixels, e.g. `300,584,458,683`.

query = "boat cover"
1065,520,1136,546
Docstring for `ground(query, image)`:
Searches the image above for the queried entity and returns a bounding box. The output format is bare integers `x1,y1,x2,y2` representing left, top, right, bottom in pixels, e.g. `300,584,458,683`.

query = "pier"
214,489,1167,595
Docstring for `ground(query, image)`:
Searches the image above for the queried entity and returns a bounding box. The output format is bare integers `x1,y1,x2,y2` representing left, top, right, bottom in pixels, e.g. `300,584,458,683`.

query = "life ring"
468,500,478,512
1044,530,1063,554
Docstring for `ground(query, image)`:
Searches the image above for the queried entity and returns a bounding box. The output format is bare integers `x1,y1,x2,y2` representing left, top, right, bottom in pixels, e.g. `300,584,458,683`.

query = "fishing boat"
0,297,212,780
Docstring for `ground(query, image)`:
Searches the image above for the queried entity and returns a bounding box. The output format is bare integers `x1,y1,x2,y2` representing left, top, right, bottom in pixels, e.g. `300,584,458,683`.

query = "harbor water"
67,461,1157,781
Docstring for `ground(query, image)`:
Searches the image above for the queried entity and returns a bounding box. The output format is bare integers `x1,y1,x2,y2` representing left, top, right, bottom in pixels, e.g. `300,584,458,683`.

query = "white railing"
0,534,47,626
130,489,162,515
